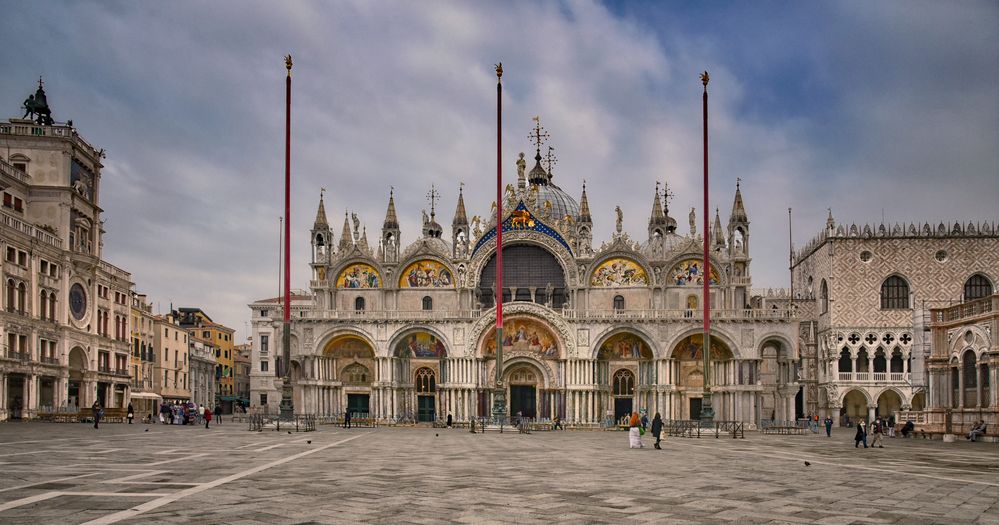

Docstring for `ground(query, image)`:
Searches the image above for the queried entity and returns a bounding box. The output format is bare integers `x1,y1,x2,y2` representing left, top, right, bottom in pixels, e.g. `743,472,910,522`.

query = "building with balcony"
249,136,800,426
129,293,160,419
792,212,998,425
154,313,189,403
172,308,235,411
189,336,217,409
0,81,134,419
923,294,997,436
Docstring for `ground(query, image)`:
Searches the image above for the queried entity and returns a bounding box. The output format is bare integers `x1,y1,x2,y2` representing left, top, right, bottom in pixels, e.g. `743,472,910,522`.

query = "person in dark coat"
446,413,453,428
854,420,868,448
901,420,915,438
127,403,134,424
213,405,222,425
651,413,664,450
92,400,102,429
824,416,833,437
343,409,352,429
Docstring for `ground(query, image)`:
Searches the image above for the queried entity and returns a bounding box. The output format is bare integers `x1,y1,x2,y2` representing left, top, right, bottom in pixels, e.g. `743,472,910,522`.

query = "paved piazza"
0,424,997,524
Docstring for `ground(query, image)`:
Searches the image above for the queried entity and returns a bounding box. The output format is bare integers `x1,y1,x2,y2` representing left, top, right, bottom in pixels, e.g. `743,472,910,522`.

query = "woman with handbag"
628,412,644,449
651,413,664,449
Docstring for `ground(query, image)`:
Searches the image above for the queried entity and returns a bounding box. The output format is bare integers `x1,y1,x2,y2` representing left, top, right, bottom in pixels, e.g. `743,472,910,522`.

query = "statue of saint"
615,206,623,234
689,207,696,235
516,152,526,182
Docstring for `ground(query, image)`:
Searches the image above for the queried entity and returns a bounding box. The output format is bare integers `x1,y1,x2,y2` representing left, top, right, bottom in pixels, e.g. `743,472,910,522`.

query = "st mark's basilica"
248,123,808,427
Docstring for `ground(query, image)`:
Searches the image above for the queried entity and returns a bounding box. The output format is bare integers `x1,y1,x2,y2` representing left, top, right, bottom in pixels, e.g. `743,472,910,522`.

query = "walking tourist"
887,414,896,437
628,412,644,449
651,412,664,450
92,400,102,429
469,418,477,434
446,412,453,428
214,405,222,425
854,420,868,448
159,402,169,424
871,418,885,448
824,416,833,437
812,414,820,433
204,407,213,429
343,409,352,429
127,403,134,424
552,416,563,430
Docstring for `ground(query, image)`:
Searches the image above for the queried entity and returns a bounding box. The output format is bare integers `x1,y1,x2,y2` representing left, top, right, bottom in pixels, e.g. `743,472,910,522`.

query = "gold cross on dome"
529,116,549,154
426,184,439,217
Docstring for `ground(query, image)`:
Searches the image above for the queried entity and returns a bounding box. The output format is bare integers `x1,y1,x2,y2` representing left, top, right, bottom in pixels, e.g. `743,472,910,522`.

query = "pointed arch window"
963,350,978,407
422,296,433,311
820,279,829,314
880,275,910,309
415,367,436,393
613,369,635,396
964,274,993,301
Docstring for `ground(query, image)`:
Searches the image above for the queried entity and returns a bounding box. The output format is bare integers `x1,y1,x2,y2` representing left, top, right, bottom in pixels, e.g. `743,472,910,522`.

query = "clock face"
69,283,88,321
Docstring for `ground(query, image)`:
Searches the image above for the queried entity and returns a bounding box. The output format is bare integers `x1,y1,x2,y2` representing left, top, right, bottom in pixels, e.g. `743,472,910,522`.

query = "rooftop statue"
22,78,54,126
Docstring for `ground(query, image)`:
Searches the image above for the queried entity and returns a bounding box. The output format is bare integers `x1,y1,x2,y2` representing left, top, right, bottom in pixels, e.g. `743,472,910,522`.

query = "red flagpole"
280,54,294,417
284,56,292,324
700,70,714,422
493,63,505,422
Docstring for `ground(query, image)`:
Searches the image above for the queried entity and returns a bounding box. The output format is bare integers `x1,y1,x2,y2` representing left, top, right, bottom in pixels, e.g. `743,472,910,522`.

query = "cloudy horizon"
2,0,996,341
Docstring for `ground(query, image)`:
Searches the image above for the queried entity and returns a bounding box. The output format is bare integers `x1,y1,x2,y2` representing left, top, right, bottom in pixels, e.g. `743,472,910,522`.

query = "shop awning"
129,392,163,400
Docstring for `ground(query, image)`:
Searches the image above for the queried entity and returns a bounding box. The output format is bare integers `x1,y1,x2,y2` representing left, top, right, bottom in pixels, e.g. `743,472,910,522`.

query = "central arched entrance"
595,331,654,425
506,363,543,419
323,334,376,416
392,330,447,424
68,346,88,408
669,334,734,420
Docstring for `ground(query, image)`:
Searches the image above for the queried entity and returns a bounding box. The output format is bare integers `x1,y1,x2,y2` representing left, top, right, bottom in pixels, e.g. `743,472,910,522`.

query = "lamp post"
279,54,294,420
699,71,715,424
491,62,507,424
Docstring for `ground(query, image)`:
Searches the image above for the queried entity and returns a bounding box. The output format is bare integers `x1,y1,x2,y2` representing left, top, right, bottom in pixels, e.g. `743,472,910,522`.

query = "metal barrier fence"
248,414,317,432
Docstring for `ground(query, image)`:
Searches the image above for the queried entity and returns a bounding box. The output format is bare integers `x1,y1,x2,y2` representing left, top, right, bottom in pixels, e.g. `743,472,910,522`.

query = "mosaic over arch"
472,202,572,256
597,333,654,360
398,260,454,288
590,257,648,287
394,331,448,358
336,263,381,289
668,259,720,286
322,334,375,358
670,334,733,360
482,316,560,359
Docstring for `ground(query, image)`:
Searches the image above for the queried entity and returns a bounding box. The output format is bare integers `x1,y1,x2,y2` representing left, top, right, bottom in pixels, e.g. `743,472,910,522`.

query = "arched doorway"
506,364,542,419
414,367,436,422
670,334,733,420
68,346,88,408
393,330,447,422
612,369,636,423
323,334,376,416
842,389,869,425
596,332,654,423
876,389,902,418
910,391,926,411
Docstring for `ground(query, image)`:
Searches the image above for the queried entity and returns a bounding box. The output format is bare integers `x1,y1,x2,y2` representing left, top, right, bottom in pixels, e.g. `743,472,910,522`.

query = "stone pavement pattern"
0,423,997,524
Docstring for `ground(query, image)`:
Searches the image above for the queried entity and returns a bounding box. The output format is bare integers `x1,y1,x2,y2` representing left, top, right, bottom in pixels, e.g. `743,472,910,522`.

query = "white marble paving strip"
0,492,61,512
81,433,368,525
254,443,285,452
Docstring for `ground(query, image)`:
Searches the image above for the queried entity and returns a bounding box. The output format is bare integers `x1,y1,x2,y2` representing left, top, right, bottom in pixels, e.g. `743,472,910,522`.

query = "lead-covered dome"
527,152,579,221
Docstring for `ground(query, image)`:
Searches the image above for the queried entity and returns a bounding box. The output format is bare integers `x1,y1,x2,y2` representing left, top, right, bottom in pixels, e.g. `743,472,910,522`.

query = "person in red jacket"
204,407,213,429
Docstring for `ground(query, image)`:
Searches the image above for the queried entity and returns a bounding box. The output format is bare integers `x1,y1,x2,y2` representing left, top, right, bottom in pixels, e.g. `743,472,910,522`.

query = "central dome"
526,153,578,221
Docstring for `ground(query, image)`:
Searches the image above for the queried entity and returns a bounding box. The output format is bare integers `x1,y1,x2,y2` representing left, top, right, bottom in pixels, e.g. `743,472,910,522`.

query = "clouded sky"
3,1,996,341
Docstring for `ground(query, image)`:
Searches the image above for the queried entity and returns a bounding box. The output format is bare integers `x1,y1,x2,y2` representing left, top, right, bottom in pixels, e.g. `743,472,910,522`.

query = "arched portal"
68,346,88,408
323,334,376,416
505,361,544,419
842,389,869,424
414,367,437,422
670,334,734,420
876,389,902,418
391,329,447,423
596,332,654,423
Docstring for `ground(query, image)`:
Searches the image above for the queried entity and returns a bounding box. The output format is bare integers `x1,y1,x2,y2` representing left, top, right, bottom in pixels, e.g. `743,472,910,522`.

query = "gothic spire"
649,181,666,225
729,178,748,225
313,189,329,229
383,188,399,230
826,208,835,230
452,184,468,226
578,180,592,224
713,207,725,247
339,211,353,251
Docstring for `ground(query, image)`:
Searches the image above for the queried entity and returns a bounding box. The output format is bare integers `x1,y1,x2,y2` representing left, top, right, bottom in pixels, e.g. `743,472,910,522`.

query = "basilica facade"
249,141,801,426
